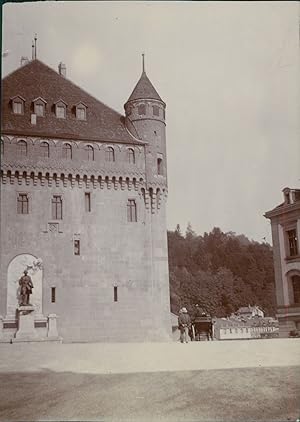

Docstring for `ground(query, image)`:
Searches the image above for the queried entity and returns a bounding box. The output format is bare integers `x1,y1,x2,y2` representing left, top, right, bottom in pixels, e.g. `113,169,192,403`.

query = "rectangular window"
138,104,146,115
114,286,118,302
51,287,56,303
85,192,91,212
157,158,163,175
17,193,29,214
152,105,159,116
52,195,63,220
287,229,298,257
127,199,137,222
74,240,80,255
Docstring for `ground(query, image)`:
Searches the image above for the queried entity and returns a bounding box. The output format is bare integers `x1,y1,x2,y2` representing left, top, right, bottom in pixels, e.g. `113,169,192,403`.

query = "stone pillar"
47,314,59,338
15,306,38,340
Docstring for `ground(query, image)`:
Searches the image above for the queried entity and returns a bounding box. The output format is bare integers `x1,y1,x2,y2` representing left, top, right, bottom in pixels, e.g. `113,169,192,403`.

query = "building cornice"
264,202,300,219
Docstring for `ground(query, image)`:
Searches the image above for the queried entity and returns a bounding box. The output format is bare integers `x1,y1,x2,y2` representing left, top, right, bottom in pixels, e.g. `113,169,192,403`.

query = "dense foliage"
168,225,276,317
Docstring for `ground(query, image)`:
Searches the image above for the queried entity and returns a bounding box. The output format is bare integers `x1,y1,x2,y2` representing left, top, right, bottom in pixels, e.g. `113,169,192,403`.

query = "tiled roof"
126,71,163,103
1,59,142,144
238,307,253,313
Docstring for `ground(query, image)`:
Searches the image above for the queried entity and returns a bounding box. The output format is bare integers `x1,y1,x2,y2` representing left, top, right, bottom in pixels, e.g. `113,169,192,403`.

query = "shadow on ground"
0,366,299,422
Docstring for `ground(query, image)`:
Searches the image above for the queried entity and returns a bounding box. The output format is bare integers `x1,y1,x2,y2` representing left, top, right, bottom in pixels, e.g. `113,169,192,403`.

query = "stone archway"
6,254,43,319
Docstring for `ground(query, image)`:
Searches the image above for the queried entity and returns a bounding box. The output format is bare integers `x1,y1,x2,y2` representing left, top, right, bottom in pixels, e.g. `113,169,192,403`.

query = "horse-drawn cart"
191,316,213,341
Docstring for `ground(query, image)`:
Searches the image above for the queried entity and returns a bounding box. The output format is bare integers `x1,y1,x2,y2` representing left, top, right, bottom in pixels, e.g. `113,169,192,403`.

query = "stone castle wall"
0,135,171,342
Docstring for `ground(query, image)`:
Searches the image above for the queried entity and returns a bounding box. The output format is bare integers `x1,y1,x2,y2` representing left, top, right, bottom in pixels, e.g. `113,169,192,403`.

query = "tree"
168,227,276,317
185,222,196,240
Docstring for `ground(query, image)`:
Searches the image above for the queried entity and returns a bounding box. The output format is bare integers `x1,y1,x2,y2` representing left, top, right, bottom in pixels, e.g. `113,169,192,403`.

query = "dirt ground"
1,366,299,421
0,339,299,421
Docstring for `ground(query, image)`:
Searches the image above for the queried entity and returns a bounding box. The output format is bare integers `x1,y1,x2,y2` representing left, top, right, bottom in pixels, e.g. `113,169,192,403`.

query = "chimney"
31,114,37,125
58,62,66,78
20,56,29,66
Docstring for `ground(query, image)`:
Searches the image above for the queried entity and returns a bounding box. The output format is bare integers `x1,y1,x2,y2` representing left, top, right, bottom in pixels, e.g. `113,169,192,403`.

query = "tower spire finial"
142,53,145,73
34,33,37,60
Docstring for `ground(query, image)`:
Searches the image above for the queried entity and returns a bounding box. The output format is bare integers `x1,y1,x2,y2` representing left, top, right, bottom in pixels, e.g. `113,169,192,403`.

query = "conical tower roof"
127,71,163,102
126,55,164,104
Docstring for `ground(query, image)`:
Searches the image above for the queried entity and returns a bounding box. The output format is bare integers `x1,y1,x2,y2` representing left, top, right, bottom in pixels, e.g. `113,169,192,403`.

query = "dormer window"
11,96,25,115
55,100,67,119
33,97,47,117
75,103,87,121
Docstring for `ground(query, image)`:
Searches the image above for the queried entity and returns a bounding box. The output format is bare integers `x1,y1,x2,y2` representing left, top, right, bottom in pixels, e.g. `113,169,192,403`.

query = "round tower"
124,55,167,188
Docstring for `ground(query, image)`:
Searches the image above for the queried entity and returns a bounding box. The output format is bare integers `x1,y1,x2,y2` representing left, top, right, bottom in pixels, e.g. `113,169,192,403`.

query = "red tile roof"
126,71,164,104
1,59,142,144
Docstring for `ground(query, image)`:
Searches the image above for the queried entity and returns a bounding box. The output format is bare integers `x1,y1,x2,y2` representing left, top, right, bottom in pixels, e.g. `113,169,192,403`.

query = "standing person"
19,270,34,305
178,307,191,343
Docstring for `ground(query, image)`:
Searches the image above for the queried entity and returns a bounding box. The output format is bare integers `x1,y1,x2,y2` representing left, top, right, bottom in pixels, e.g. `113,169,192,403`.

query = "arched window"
292,275,300,303
106,147,115,162
40,142,49,158
157,157,163,175
0,139,3,156
17,140,27,157
85,145,94,161
128,148,135,164
62,143,72,159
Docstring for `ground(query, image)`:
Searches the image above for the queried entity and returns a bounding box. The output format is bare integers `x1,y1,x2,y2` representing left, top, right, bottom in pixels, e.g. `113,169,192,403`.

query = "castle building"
0,57,171,342
265,188,300,337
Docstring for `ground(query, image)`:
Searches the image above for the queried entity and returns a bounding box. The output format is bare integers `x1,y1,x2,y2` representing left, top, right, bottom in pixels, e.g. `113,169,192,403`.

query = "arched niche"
6,254,43,318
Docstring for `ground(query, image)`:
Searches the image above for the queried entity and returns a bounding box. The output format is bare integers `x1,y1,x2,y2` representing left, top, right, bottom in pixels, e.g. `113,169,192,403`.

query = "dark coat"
178,313,191,327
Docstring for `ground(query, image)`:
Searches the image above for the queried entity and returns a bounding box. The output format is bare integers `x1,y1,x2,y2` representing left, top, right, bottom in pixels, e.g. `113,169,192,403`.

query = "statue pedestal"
15,306,38,340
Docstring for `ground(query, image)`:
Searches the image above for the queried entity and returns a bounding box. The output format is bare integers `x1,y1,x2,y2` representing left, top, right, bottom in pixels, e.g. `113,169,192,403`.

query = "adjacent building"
0,57,172,342
265,188,300,337
236,305,264,319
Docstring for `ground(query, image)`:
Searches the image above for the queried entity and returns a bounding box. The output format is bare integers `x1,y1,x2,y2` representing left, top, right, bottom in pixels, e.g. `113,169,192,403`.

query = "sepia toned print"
0,2,299,422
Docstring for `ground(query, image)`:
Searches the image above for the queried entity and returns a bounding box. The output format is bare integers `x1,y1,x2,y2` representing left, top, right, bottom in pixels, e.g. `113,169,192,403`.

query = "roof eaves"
1,129,145,145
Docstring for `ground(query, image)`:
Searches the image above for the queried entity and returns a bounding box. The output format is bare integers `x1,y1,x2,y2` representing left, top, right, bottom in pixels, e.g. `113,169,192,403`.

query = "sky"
2,1,299,243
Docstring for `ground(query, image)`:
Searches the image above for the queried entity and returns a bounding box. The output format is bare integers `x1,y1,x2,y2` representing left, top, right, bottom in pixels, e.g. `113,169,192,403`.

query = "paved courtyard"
0,339,299,421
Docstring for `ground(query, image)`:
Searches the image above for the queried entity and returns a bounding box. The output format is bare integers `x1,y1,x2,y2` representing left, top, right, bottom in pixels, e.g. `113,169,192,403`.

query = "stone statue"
19,270,34,306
